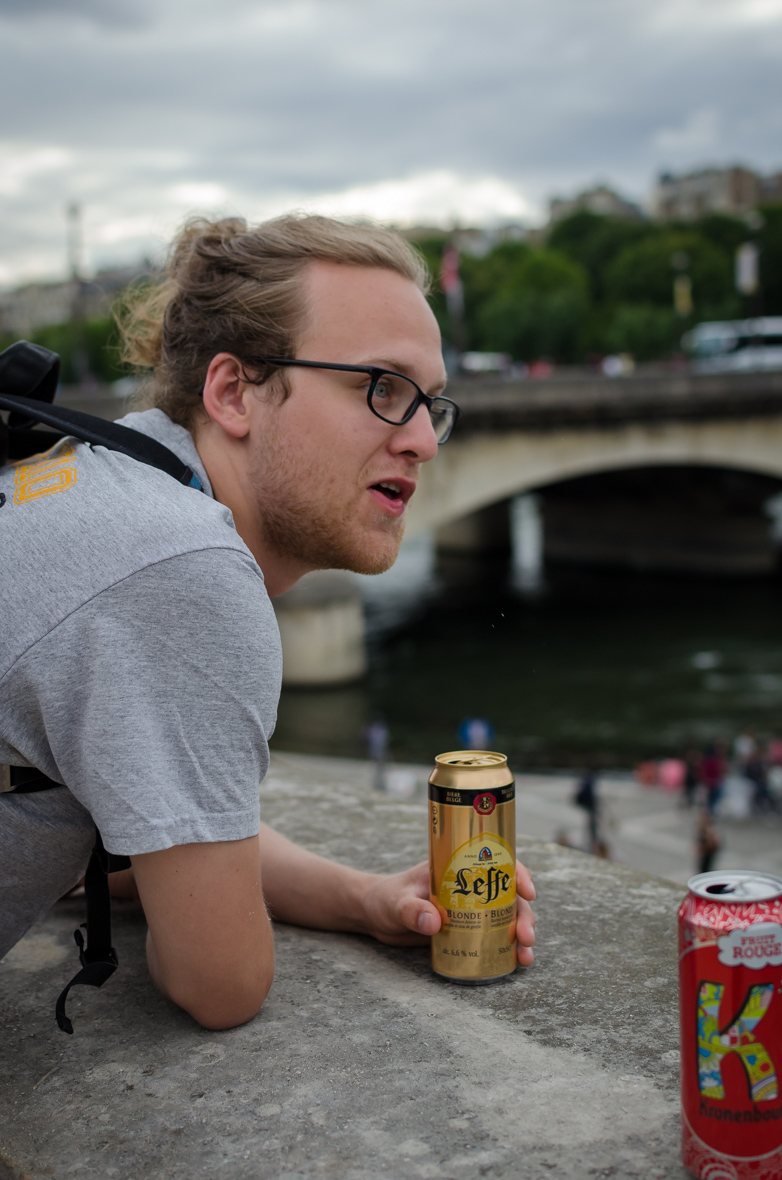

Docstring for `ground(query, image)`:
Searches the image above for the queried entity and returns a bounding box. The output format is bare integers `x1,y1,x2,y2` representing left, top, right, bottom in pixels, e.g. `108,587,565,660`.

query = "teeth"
378,482,401,493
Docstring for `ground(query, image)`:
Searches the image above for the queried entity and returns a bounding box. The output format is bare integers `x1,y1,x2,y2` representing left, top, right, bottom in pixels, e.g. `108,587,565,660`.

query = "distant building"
0,261,159,338
761,172,782,204
0,281,74,338
652,166,782,221
548,185,646,224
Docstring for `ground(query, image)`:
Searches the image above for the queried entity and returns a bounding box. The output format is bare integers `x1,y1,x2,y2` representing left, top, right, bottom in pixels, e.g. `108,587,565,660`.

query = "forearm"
132,836,275,1029
258,823,373,933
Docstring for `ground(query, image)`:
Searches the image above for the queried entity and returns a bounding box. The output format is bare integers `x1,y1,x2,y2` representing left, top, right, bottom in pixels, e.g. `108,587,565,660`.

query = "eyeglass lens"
429,399,456,443
370,372,456,442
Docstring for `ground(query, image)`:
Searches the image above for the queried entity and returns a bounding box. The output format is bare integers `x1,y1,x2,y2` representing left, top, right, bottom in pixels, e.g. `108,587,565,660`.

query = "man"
1,215,535,1029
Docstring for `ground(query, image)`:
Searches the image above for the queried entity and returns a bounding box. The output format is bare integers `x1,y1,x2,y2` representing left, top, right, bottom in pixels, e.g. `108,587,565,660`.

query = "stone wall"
0,754,689,1179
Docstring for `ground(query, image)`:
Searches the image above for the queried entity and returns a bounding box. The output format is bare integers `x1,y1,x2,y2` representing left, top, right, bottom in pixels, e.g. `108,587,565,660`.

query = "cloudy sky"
1,0,781,286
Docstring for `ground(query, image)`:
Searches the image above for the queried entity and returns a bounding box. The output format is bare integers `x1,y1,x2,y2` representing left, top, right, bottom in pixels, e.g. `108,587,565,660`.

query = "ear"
201,353,254,439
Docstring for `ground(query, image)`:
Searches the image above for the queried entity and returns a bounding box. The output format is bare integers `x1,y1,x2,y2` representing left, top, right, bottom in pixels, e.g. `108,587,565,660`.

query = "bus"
682,317,782,373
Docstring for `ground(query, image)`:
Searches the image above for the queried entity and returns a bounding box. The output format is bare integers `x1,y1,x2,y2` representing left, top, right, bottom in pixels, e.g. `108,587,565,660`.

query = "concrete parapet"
0,753,688,1179
273,571,367,687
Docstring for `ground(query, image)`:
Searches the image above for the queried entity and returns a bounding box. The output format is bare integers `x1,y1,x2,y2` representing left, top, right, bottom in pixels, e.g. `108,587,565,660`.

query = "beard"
249,428,404,576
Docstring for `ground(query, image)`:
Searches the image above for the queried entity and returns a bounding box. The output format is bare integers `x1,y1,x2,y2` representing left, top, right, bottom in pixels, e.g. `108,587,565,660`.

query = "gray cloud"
0,0,151,28
1,0,781,282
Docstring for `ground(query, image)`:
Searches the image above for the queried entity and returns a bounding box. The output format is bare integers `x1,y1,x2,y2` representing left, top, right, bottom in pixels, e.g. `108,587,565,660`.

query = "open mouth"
371,481,404,502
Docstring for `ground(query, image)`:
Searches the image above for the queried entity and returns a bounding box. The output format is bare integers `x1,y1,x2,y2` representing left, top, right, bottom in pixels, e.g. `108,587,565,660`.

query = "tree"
468,247,589,362
547,211,655,302
409,234,450,337
28,315,126,385
605,231,738,321
696,213,749,256
604,305,679,361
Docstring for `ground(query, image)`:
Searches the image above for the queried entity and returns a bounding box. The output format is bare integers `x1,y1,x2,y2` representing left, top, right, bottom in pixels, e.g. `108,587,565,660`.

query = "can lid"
435,750,508,769
688,870,782,901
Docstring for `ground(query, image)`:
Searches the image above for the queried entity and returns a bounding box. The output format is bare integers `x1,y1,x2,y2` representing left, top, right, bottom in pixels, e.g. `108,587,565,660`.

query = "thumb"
399,896,442,937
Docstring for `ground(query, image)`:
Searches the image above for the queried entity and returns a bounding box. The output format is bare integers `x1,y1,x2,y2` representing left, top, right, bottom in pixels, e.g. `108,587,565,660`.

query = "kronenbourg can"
678,870,782,1179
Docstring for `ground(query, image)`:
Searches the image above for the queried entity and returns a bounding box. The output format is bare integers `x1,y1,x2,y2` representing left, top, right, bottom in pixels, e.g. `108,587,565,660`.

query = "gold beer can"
429,750,517,983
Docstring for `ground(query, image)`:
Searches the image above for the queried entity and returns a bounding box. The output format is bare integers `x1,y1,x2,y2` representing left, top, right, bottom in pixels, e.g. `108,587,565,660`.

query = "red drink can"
678,870,782,1179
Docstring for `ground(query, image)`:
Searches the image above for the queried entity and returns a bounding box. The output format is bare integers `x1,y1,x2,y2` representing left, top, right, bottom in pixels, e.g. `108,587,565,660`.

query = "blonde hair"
119,213,430,429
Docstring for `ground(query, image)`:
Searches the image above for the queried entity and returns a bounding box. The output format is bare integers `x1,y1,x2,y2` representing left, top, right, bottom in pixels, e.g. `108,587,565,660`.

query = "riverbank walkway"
510,765,782,886
1,753,709,1179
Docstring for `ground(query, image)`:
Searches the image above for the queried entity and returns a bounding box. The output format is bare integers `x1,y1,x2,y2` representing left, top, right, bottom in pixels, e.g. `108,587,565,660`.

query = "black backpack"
0,340,202,1033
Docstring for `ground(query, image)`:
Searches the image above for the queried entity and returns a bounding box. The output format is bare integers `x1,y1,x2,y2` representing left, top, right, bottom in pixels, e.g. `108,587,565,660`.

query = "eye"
373,378,392,401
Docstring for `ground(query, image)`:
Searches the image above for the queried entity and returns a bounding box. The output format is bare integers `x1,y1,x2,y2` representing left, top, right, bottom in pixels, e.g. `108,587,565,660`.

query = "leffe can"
429,750,517,984
678,870,782,1179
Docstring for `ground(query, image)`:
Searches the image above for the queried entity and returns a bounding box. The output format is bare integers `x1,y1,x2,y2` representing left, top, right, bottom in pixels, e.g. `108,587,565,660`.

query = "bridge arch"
407,415,782,536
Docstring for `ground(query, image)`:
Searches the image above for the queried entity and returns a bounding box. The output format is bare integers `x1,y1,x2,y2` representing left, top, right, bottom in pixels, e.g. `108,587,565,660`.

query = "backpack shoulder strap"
0,392,202,489
0,339,201,489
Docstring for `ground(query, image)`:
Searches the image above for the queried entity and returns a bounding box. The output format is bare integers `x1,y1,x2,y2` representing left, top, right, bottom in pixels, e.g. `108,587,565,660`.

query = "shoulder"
50,548,281,691
96,547,276,652
3,549,281,856
0,433,257,677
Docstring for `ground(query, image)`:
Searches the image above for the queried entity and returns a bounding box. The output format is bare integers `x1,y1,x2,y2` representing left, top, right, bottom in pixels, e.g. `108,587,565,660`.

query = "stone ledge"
0,753,688,1179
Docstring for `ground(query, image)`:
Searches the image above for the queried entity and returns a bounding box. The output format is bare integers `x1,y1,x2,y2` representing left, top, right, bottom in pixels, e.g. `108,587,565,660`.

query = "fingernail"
418,912,433,935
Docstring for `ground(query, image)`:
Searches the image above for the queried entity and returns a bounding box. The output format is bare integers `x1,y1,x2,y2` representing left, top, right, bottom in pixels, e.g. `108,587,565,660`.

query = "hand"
360,859,536,967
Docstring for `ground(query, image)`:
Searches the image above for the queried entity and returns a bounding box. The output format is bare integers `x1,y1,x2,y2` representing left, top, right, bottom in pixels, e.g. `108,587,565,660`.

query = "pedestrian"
1,212,537,1031
746,753,776,814
574,769,600,851
766,733,782,768
681,749,701,808
458,716,494,751
766,734,782,806
733,726,757,773
365,716,389,792
699,743,725,814
695,808,721,875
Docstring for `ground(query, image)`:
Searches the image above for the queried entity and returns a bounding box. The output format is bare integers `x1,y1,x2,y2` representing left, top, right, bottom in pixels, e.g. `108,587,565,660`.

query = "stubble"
249,424,403,575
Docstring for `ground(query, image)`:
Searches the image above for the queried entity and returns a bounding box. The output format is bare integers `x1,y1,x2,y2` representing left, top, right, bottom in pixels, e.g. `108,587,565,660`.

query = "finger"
515,898,536,948
517,941,535,967
515,860,536,901
402,861,434,900
397,895,442,938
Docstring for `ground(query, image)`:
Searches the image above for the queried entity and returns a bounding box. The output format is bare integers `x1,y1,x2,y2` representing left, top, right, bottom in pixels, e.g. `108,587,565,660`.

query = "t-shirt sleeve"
4,548,282,856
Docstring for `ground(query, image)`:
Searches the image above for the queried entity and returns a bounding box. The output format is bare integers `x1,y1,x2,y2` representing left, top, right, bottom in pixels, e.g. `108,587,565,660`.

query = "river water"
272,530,782,771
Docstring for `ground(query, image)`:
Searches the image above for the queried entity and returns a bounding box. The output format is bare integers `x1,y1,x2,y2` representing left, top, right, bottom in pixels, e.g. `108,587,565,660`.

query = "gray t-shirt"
0,410,282,958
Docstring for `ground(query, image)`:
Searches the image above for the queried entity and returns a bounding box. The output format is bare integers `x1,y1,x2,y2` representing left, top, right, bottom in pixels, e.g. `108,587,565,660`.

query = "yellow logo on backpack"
13,442,77,504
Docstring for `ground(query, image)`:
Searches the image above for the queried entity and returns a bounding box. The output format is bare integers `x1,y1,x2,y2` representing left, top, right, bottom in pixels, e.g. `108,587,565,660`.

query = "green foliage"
695,213,749,255
475,287,589,362
467,247,589,361
604,231,735,317
461,241,532,309
410,234,449,335
547,211,654,301
604,304,680,361
3,315,127,385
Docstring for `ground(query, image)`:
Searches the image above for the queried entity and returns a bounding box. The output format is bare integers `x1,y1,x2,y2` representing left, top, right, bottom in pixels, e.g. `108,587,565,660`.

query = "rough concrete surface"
0,753,689,1179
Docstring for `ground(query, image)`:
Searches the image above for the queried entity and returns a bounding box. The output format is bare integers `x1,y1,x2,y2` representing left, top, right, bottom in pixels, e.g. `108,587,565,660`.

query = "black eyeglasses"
248,357,460,444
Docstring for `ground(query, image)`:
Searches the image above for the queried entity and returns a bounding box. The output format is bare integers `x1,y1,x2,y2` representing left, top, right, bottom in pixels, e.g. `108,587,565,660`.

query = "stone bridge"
408,368,782,537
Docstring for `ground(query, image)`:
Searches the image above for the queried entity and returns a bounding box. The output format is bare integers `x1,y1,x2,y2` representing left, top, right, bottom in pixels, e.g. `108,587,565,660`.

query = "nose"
389,402,439,462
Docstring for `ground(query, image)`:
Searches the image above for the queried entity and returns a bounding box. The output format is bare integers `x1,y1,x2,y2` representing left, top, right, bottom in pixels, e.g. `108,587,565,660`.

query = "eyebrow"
363,357,448,396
